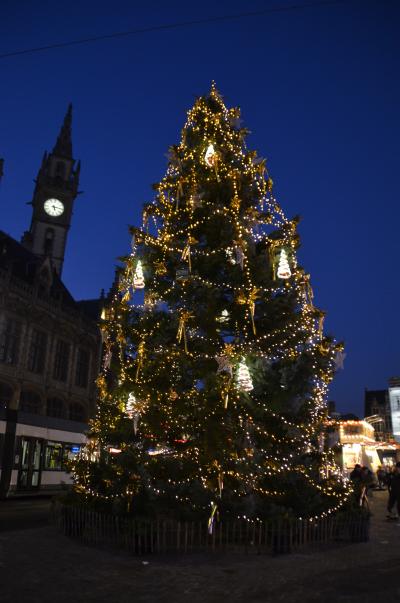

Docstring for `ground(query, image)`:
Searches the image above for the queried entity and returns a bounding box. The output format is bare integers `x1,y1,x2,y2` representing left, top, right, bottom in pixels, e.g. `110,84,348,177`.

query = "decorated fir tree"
73,84,349,523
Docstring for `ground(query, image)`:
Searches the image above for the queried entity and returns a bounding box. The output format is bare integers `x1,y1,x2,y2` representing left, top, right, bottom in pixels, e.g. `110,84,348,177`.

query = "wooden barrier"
52,502,369,556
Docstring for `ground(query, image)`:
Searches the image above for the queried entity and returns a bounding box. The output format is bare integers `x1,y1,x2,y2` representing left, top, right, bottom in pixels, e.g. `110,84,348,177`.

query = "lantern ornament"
276,248,291,279
133,260,145,289
236,357,253,392
204,143,218,167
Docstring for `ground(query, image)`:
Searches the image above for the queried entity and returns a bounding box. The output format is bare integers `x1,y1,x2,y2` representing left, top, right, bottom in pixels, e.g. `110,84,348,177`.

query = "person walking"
377,466,386,489
387,462,400,519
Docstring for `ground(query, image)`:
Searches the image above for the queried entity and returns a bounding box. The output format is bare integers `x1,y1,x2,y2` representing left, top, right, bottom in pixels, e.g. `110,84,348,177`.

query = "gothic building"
0,107,102,497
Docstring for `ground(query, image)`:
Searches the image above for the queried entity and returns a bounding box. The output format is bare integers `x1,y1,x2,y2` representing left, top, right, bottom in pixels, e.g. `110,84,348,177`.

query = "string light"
73,83,349,523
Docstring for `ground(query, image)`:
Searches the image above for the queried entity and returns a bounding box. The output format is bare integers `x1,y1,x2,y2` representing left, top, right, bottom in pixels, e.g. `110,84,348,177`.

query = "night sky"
1,0,399,416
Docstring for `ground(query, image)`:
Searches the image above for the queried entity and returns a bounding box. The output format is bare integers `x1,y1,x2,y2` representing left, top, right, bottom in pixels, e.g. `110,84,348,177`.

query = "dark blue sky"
1,0,399,416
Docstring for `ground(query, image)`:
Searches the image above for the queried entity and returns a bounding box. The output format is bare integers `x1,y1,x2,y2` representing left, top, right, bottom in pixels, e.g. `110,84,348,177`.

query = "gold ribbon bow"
135,341,145,381
268,241,281,280
208,501,219,535
247,287,259,335
181,236,197,272
302,274,314,309
318,311,326,340
235,288,259,334
177,310,192,353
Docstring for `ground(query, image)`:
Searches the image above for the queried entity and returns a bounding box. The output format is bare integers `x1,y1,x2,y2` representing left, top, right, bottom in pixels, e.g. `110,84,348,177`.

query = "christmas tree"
73,84,349,523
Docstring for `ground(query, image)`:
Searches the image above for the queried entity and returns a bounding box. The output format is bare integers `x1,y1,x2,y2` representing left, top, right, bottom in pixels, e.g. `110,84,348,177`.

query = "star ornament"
334,350,346,370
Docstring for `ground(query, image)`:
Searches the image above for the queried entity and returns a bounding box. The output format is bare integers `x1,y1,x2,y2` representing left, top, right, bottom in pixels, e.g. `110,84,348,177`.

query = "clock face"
44,198,64,217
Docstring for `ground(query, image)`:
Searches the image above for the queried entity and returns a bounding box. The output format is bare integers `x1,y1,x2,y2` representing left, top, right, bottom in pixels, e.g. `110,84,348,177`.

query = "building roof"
365,389,387,405
76,298,103,321
0,230,99,322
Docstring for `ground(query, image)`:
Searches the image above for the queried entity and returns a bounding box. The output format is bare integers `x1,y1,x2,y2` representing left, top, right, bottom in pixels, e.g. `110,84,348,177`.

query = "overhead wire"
0,0,352,60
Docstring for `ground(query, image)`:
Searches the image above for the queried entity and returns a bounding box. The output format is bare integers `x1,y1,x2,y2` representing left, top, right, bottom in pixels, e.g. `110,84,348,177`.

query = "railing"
53,502,369,555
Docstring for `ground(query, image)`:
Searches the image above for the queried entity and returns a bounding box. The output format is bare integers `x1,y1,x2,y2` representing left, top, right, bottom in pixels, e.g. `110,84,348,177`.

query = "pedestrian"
387,462,400,520
350,464,362,481
349,464,365,508
377,466,386,489
360,466,374,510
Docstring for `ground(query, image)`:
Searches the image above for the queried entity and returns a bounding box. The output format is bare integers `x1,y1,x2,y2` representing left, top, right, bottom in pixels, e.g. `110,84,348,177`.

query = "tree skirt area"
1,491,399,603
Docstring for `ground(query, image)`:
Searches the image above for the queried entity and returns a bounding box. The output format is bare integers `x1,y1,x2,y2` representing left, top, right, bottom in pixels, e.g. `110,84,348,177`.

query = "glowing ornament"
276,249,291,279
216,309,229,324
236,357,253,392
133,260,145,289
108,447,122,455
204,143,218,168
148,445,171,456
125,393,141,434
226,248,236,265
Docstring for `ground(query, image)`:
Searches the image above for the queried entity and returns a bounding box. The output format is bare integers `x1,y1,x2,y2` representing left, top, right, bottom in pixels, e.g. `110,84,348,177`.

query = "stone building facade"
0,107,102,496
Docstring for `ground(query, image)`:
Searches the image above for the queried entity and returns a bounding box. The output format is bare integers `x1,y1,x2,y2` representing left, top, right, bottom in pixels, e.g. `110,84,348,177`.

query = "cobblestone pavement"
1,491,399,603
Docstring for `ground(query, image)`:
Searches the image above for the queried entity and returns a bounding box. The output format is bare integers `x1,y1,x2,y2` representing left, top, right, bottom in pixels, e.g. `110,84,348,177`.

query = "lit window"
44,441,63,470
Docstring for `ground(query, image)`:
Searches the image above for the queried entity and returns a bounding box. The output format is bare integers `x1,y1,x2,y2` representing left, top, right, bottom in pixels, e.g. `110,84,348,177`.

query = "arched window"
69,402,86,422
20,391,42,414
46,397,65,419
0,382,13,409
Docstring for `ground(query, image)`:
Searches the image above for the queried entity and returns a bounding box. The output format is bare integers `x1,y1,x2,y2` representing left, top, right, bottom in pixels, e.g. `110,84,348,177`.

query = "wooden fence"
53,502,369,555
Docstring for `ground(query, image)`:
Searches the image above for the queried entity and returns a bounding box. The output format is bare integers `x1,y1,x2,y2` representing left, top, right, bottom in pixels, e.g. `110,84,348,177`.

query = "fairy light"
73,83,349,523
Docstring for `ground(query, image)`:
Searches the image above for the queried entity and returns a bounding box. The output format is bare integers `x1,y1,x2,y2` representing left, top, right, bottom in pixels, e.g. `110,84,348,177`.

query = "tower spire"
53,103,73,158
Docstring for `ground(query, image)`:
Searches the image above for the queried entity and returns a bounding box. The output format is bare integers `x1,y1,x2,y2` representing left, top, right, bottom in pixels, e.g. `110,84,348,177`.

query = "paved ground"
0,496,51,531
1,491,399,602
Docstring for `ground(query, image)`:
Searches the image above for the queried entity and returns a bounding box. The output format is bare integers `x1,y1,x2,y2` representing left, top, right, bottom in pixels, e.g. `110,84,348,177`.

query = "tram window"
63,444,81,466
44,441,63,470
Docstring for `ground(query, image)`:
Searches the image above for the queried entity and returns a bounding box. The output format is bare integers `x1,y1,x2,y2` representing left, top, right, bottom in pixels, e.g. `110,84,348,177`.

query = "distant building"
364,388,393,441
0,107,103,497
388,377,400,443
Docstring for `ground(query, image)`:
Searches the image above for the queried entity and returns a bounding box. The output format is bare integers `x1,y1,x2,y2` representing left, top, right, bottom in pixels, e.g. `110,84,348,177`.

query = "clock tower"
21,104,81,277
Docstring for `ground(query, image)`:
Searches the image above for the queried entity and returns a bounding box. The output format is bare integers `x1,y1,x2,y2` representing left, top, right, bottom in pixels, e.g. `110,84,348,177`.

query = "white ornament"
204,143,217,167
277,249,291,279
226,248,236,265
236,357,253,392
235,246,245,270
125,393,141,434
216,309,230,324
334,351,346,370
133,260,145,289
